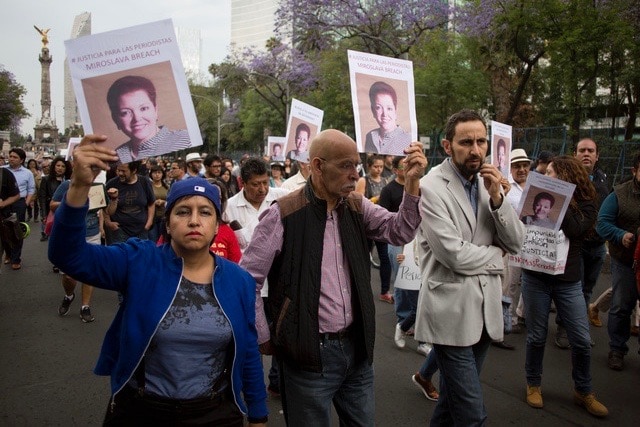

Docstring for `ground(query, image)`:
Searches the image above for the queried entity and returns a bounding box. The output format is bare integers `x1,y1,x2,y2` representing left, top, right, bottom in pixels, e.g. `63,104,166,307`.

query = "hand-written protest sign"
347,50,417,155
509,228,569,274
510,173,575,274
394,240,422,291
65,19,201,162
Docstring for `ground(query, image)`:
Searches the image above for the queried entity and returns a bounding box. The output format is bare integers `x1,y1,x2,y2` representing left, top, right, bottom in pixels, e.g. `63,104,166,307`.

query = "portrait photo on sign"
519,188,566,231
80,61,191,163
268,137,286,162
355,73,412,155
492,136,511,177
285,119,318,162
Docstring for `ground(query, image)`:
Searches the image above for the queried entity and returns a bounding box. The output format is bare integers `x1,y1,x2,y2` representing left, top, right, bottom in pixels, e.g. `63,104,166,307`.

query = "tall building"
63,12,91,131
230,0,278,51
175,27,204,83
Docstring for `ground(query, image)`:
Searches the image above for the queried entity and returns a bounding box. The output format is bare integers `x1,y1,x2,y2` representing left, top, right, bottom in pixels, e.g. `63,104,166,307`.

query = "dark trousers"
369,239,391,294
103,387,243,427
5,198,26,264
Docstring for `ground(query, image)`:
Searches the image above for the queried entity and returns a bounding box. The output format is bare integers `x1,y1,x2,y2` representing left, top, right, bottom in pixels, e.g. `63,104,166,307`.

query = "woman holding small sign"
521,155,607,418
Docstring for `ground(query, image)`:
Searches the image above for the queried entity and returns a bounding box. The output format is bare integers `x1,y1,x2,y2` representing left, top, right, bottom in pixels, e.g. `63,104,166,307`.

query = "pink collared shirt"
241,190,421,344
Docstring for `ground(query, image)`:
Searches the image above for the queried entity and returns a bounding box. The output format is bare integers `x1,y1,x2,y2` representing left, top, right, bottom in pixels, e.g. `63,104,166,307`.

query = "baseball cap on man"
165,177,221,217
510,148,531,165
185,152,203,163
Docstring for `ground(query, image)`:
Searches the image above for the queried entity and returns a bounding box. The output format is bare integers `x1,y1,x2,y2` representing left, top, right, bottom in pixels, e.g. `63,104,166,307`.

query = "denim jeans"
281,336,374,427
521,270,592,393
419,348,438,380
396,289,419,332
580,242,607,305
431,330,491,427
607,257,639,354
388,244,403,285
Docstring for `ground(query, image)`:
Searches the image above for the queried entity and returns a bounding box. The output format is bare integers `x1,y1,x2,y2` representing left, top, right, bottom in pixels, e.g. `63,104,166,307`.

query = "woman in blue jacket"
49,135,267,426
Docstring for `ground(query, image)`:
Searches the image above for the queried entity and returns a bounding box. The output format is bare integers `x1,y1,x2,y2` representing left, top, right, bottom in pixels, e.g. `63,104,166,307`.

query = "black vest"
266,180,375,372
609,179,640,266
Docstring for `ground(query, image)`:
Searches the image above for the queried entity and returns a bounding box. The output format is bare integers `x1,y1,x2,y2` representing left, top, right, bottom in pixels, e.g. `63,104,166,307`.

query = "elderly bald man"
241,129,427,426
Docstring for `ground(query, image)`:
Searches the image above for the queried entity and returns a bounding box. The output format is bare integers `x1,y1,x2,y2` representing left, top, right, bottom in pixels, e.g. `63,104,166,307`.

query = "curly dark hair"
549,155,596,203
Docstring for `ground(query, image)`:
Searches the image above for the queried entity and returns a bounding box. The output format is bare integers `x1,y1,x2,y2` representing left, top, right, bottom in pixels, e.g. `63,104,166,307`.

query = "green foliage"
411,30,490,132
0,66,29,131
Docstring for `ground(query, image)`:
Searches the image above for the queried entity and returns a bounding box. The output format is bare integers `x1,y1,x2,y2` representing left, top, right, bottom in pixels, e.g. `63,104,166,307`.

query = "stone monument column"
33,25,59,150
39,47,53,122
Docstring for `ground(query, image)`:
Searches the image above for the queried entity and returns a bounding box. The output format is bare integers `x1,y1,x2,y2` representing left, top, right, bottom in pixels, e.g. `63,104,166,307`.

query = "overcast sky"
2,0,232,136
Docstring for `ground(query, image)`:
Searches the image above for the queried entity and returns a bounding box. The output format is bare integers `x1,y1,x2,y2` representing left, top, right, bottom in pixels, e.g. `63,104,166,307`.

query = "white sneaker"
394,323,406,348
417,343,433,356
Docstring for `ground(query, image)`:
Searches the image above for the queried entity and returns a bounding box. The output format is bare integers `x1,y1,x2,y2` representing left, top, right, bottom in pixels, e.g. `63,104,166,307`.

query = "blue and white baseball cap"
166,177,221,216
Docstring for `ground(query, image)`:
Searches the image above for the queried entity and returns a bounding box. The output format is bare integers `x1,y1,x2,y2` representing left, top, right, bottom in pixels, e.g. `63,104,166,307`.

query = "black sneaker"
80,306,95,323
58,294,75,316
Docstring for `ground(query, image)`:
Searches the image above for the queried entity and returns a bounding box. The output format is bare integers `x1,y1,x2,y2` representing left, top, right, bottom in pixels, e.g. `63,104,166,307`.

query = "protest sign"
65,19,201,164
347,50,416,155
509,173,575,274
267,136,286,162
393,240,422,291
64,137,81,161
284,99,323,163
491,121,512,177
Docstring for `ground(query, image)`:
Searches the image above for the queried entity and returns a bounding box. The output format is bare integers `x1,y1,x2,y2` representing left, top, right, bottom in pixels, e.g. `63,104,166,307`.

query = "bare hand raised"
72,135,118,186
479,163,504,207
65,135,118,208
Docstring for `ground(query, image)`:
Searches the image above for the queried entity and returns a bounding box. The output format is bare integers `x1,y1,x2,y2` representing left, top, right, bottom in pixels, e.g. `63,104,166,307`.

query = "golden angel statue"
34,25,50,47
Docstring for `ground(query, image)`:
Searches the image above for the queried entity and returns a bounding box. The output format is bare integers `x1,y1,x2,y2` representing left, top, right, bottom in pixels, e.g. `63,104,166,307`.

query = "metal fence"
423,126,640,189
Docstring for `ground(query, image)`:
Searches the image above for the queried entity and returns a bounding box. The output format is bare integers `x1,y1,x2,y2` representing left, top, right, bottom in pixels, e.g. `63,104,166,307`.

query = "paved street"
1,232,638,426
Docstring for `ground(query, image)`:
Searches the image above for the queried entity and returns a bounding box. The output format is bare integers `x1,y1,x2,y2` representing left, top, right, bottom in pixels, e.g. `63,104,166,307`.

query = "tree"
210,39,317,127
455,0,548,125
411,29,490,134
0,66,29,131
275,0,450,58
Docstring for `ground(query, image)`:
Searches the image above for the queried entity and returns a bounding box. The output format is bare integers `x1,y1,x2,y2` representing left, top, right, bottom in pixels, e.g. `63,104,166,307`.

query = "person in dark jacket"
38,156,71,241
596,152,640,371
241,129,427,426
522,155,608,418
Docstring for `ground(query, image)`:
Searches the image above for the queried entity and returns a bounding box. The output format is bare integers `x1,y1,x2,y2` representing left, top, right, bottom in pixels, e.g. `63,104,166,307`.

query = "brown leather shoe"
526,385,543,408
574,391,608,417
11,263,21,270
588,304,602,327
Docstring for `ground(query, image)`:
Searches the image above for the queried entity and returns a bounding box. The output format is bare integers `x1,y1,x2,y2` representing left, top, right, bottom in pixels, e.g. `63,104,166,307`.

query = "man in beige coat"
415,109,525,425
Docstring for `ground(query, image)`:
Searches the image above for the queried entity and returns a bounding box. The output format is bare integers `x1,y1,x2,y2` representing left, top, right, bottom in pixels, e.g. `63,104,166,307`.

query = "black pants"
103,387,243,427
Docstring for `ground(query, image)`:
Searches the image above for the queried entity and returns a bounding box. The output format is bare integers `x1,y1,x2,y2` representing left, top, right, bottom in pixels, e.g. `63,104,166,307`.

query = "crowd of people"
1,109,639,425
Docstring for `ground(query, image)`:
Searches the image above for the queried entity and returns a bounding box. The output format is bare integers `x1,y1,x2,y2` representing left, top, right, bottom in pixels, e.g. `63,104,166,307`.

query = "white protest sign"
509,173,575,274
65,19,202,163
491,121,512,177
393,240,422,291
347,50,417,155
284,98,323,163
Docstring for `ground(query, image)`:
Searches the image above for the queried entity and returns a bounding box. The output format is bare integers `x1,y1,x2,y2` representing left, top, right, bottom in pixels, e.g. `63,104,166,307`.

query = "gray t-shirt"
130,276,233,399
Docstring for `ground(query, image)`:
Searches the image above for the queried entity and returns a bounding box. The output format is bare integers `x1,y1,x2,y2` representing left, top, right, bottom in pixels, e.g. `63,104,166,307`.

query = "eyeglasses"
318,157,360,173
210,164,222,168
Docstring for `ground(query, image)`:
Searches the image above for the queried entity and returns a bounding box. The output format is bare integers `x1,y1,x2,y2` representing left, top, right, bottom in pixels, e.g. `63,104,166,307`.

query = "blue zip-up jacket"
48,199,267,420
